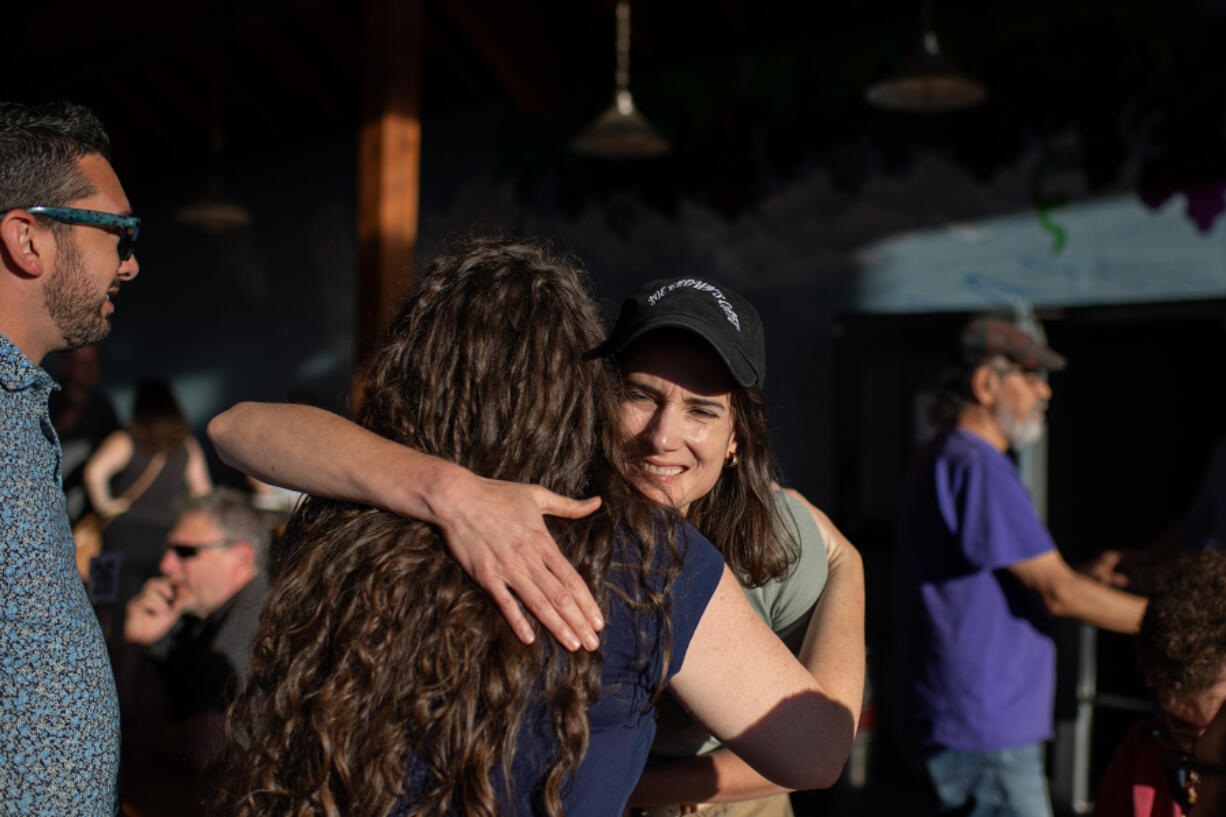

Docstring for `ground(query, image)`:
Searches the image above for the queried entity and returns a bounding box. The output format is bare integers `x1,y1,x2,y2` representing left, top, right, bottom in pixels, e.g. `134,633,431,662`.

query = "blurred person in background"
48,343,119,522
894,316,1147,817
115,489,270,817
85,379,211,637
0,99,140,815
1093,552,1226,817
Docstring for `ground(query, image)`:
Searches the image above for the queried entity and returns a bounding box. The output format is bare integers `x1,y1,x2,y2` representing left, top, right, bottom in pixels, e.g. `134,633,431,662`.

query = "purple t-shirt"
895,428,1057,752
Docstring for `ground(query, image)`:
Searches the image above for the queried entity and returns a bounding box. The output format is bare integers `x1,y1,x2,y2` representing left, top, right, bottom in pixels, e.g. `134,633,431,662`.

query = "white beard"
995,401,1045,449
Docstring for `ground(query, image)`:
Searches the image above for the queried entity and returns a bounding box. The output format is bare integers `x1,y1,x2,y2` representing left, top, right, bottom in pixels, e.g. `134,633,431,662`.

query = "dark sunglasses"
166,540,234,560
4,205,141,261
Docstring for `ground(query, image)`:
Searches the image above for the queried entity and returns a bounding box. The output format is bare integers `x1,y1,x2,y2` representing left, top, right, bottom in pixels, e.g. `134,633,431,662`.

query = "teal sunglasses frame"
3,205,141,261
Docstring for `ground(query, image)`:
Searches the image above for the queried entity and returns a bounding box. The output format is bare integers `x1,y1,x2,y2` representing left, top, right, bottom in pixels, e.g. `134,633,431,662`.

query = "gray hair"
178,488,273,572
927,354,1012,429
0,101,112,229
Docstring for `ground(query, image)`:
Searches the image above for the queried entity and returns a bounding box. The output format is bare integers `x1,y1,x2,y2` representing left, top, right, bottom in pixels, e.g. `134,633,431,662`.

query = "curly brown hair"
221,236,681,817
1136,551,1226,705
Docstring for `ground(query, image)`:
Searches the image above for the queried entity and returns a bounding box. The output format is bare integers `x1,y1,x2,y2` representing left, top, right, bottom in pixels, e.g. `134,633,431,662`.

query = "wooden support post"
356,0,422,373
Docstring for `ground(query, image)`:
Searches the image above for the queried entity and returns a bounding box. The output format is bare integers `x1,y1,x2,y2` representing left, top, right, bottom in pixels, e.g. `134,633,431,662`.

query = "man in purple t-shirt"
895,317,1147,817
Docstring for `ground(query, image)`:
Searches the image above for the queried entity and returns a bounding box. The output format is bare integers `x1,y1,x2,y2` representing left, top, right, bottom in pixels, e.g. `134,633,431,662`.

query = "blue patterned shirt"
0,334,119,816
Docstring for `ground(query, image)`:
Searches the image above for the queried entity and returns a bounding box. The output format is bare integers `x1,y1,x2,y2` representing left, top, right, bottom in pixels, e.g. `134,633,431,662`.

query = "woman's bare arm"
207,402,604,650
632,494,865,804
668,563,860,792
83,430,135,516
183,436,213,497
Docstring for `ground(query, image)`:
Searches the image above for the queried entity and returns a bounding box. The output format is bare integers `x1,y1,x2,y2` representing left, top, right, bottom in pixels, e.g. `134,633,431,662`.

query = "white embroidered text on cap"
646,279,741,331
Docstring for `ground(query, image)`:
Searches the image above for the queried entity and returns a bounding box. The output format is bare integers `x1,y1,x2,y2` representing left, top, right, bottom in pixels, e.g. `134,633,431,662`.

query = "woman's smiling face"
617,330,738,516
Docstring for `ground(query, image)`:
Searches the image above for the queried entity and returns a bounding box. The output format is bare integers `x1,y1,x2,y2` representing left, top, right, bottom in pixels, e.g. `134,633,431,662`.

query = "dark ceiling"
10,0,1226,224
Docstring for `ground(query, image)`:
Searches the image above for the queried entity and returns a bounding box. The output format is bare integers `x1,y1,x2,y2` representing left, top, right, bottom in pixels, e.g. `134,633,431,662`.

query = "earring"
724,452,740,468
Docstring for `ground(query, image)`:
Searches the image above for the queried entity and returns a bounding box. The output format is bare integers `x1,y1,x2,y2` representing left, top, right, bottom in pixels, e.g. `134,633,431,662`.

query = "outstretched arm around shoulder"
633,491,865,805
207,402,604,650
668,559,861,793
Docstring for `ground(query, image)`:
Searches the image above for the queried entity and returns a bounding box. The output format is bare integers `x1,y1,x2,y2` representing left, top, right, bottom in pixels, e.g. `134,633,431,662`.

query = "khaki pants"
629,793,794,817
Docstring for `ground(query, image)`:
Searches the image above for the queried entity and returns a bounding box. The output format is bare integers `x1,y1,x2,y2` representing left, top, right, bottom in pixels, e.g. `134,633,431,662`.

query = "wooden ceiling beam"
440,0,559,112
425,11,496,99
175,45,282,139
140,63,214,135
237,20,348,125
721,0,750,38
356,0,423,366
302,5,364,86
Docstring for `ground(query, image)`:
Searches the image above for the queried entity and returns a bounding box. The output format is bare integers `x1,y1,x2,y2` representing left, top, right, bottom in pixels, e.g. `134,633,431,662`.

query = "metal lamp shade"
571,91,671,159
865,32,987,113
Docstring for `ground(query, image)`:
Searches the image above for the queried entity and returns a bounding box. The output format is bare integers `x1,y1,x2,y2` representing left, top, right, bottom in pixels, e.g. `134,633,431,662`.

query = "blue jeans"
921,744,1053,817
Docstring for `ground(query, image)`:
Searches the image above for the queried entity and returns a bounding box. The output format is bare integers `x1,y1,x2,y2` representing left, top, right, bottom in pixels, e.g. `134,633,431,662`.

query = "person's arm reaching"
630,493,865,805
1008,550,1146,633
83,429,135,516
1080,526,1184,592
667,564,858,792
207,402,604,651
183,436,213,497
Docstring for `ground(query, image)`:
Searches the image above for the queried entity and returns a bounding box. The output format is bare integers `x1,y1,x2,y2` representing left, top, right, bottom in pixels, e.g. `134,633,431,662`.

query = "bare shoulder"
773,486,838,537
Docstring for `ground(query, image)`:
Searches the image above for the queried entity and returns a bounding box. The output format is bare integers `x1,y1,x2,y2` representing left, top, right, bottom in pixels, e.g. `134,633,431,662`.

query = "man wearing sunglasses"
115,489,270,809
894,316,1148,817
0,101,141,816
1093,551,1226,816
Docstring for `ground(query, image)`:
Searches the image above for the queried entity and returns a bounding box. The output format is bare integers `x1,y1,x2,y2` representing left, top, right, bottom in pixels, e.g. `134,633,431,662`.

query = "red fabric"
1093,718,1184,817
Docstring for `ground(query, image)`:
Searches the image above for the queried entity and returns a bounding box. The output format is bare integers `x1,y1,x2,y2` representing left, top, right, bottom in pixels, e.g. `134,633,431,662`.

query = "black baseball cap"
961,316,1067,371
599,277,766,387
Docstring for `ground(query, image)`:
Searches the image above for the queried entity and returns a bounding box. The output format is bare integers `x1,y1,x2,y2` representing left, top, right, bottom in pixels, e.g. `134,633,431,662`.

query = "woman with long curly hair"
214,273,863,817
219,236,854,817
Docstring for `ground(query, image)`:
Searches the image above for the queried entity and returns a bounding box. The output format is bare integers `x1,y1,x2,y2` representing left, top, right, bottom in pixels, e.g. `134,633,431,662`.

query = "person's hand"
124,577,183,646
433,471,605,652
97,496,131,518
1080,550,1125,586
1079,549,1150,589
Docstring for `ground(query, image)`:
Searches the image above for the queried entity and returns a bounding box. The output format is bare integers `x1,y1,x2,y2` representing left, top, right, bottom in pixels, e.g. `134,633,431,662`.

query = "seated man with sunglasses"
115,489,270,810
1093,551,1226,817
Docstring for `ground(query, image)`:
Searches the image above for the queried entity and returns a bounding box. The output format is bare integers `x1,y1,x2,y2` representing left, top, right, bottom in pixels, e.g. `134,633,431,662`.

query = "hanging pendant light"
176,176,253,232
176,123,253,232
570,1,670,159
865,1,987,113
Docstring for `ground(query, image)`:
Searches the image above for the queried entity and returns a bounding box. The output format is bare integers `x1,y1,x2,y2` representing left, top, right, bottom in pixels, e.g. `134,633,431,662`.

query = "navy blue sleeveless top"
391,521,724,816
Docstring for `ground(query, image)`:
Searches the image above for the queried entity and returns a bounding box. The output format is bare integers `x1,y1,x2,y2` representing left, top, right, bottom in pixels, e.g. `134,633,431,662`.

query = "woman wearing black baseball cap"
592,278,862,816
210,274,864,816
